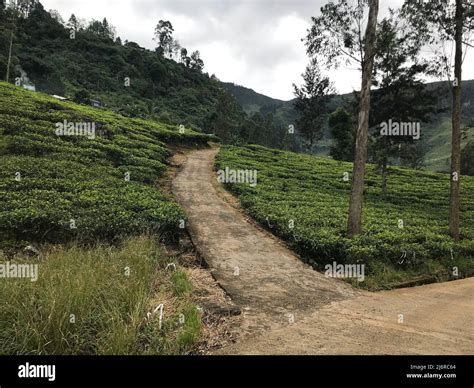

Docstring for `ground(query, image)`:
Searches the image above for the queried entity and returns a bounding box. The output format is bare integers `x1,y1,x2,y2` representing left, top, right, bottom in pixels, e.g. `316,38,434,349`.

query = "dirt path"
172,148,474,355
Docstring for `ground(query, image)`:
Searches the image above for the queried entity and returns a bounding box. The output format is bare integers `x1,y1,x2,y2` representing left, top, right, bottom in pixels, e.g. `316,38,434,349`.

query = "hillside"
222,82,289,114
222,81,297,125
0,2,239,133
223,81,474,171
216,144,474,289
0,81,214,250
0,81,215,354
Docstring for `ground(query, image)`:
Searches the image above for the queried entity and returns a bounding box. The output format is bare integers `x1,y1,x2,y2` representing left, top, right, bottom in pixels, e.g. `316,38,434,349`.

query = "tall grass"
0,236,201,355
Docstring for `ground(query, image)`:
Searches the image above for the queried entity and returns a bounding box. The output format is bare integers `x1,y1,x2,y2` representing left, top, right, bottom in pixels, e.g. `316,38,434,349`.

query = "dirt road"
172,148,474,355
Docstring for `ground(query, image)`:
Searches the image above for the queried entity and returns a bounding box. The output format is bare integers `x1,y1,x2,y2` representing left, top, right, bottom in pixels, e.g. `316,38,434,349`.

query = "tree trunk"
5,27,13,82
347,0,379,237
382,156,388,195
381,137,389,195
449,0,463,241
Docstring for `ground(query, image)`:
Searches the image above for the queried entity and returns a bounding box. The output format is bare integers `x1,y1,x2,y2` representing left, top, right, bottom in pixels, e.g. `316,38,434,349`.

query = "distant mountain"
221,82,298,125
223,80,474,172
221,82,288,113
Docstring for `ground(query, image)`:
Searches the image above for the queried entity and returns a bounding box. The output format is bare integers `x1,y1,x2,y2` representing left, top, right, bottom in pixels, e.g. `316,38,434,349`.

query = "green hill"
0,1,238,132
222,82,288,114
7,1,471,167
0,81,214,250
222,81,297,124
423,120,474,173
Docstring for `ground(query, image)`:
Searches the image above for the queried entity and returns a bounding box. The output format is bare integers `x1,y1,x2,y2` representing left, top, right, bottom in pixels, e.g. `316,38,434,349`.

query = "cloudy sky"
41,0,474,100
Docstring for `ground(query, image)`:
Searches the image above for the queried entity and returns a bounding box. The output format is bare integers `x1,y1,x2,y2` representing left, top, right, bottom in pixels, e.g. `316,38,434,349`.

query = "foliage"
369,12,441,188
293,60,335,152
205,90,244,143
461,141,474,176
401,0,473,79
154,20,175,57
328,107,354,162
305,0,369,69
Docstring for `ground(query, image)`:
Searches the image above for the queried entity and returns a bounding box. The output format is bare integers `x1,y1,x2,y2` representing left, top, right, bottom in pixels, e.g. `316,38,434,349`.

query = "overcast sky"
41,0,474,100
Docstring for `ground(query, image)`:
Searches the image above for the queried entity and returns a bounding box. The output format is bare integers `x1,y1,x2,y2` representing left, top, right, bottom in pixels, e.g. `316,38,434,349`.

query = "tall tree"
189,50,204,72
67,13,78,31
101,18,115,40
293,60,334,152
451,0,463,241
4,0,19,83
402,0,474,240
5,20,13,82
180,47,192,67
170,39,181,61
180,47,189,66
347,0,379,236
204,90,243,143
306,0,380,236
153,20,174,57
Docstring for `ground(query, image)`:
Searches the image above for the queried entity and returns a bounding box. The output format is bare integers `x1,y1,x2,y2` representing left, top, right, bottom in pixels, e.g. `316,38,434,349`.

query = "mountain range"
223,80,474,172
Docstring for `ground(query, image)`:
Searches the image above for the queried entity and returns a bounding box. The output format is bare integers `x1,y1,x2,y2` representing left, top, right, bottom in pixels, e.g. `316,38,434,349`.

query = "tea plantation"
0,82,213,250
0,82,211,354
216,145,474,289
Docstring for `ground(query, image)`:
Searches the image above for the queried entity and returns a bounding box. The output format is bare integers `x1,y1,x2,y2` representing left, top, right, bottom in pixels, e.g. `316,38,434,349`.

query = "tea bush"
216,144,474,288
0,82,213,248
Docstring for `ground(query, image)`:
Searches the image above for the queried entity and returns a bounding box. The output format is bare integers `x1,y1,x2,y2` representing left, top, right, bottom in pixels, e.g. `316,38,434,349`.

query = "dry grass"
0,235,201,355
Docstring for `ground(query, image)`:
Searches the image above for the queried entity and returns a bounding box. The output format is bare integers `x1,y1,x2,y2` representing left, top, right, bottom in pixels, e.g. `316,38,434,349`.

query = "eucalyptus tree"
305,0,380,237
402,0,474,240
154,20,174,57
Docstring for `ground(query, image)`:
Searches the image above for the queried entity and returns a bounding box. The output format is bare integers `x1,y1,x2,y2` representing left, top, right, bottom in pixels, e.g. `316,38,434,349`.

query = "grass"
216,144,474,290
0,235,201,355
